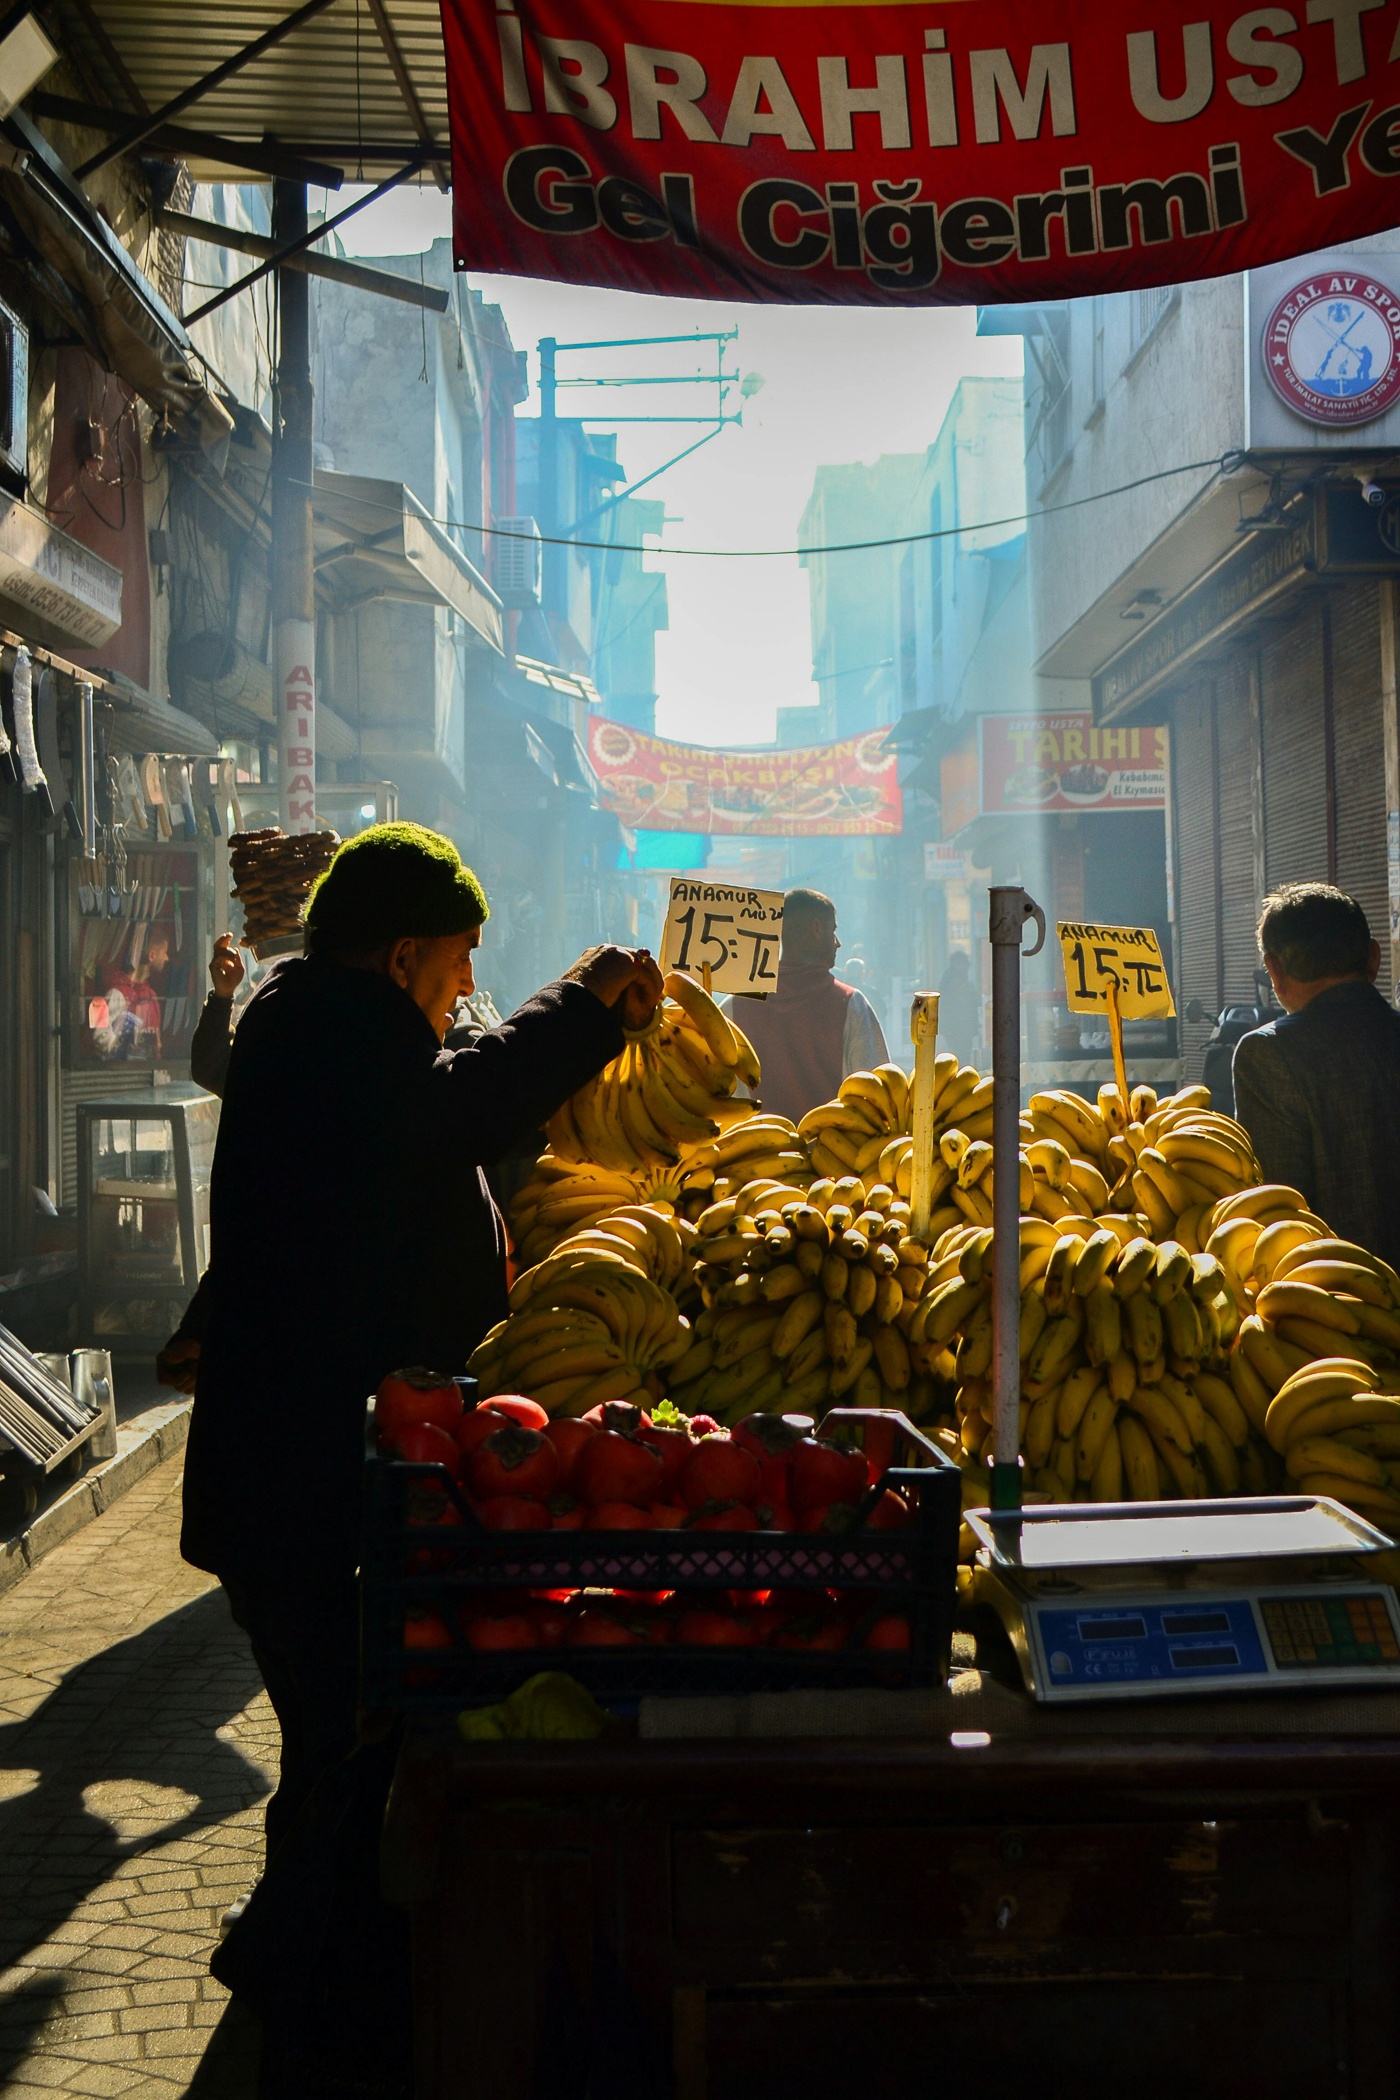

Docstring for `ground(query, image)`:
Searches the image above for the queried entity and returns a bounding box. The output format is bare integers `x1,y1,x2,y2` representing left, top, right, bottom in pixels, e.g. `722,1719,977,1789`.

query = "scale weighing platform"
965,1496,1400,1703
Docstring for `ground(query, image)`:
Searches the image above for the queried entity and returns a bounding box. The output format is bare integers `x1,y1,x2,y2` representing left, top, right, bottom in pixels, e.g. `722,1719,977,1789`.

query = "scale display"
1022,1586,1400,1701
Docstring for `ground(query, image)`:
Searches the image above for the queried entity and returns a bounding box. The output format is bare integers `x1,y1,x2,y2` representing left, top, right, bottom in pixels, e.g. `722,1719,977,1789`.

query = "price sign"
1057,921,1176,1019
660,879,784,996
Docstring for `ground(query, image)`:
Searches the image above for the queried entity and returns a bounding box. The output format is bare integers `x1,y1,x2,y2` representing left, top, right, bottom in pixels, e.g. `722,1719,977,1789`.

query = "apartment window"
1028,308,1072,484
1130,283,1178,358
1086,298,1106,427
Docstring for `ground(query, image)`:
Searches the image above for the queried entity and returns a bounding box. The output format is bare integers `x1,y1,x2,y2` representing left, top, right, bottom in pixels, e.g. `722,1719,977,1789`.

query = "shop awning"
312,471,503,655
54,0,449,181
525,712,600,798
96,671,218,757
0,112,234,454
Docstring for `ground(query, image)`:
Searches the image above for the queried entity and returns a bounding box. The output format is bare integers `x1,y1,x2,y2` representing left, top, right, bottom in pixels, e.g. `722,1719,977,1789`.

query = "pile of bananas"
469,1208,694,1416
922,1213,1270,1507
546,973,760,1173
662,1172,940,1427
1261,1355,1400,1527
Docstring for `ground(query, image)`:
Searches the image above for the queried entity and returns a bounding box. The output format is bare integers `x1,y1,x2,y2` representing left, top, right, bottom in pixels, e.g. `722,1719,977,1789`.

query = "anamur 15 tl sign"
440,0,1400,306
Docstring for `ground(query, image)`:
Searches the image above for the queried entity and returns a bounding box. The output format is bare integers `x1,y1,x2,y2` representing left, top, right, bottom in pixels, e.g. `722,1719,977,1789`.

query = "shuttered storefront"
1169,656,1265,1080
1216,654,1261,1001
1170,676,1219,1078
1259,604,1330,904
1329,580,1392,999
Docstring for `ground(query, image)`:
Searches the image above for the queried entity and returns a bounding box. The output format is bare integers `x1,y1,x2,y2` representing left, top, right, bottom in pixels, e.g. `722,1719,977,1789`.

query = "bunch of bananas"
546,972,760,1173
663,1171,940,1427
679,1113,812,1202
799,1058,991,1198
469,1211,693,1416
919,1213,1269,1508
1216,1199,1400,1461
1261,1355,1400,1526
507,1155,686,1269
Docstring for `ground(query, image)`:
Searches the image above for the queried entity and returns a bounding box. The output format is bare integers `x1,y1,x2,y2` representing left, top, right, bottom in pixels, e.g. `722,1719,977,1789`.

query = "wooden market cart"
381,1667,1400,2100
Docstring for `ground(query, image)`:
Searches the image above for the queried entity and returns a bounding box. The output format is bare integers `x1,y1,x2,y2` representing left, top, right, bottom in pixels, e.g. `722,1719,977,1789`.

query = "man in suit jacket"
1232,883,1400,1267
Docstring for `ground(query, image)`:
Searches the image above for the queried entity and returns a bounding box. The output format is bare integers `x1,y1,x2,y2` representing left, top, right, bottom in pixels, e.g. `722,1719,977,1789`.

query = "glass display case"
76,1085,219,1345
70,842,214,1070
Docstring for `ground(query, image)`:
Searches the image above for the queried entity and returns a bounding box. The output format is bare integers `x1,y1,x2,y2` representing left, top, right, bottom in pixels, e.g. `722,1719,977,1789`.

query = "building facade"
999,235,1400,1080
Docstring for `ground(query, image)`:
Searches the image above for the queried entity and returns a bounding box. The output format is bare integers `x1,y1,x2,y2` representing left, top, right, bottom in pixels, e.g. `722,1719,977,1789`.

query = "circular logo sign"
1264,275,1400,427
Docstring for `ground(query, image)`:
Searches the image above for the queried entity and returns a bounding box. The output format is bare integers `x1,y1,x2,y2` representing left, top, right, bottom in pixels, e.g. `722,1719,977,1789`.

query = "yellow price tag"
1056,922,1176,1019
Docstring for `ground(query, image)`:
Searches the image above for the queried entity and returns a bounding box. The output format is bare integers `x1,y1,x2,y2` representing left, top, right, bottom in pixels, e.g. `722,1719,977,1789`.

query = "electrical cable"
290,450,1237,561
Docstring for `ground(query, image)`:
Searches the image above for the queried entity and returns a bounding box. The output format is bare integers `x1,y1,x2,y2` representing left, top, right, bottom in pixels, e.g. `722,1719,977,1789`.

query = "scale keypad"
1261,1593,1400,1669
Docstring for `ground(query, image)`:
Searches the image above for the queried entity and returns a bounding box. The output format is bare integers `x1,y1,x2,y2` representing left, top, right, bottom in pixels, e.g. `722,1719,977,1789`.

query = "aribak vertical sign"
439,1,1400,306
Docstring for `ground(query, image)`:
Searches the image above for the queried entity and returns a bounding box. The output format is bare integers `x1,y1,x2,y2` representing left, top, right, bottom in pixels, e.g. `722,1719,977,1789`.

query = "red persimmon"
685,1502,759,1532
475,1495,550,1530
677,1610,756,1647
574,1429,664,1507
586,1501,655,1530
467,1425,560,1503
789,1439,867,1513
466,1614,536,1651
544,1417,597,1486
455,1397,548,1460
865,1615,911,1651
390,1421,460,1474
375,1368,461,1444
567,1610,641,1647
679,1435,761,1511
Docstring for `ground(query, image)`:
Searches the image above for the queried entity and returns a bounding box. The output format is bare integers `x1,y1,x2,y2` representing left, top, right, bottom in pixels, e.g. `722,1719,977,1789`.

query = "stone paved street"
0,1454,275,2095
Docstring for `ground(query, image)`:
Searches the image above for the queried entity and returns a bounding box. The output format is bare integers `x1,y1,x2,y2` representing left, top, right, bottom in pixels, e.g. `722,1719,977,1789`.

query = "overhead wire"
290,450,1238,561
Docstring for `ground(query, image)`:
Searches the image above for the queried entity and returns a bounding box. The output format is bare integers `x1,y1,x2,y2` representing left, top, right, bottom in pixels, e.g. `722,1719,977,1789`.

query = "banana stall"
372,897,1400,2099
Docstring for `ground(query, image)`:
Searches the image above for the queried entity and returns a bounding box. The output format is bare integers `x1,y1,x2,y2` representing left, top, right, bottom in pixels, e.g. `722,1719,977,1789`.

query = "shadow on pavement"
0,1585,271,2079
183,1997,263,2096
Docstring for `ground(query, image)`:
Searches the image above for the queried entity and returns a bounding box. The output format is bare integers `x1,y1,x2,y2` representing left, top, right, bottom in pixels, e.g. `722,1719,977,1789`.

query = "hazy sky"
340,187,1022,747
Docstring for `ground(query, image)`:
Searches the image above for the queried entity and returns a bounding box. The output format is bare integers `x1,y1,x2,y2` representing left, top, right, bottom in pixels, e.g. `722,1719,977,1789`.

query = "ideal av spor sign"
441,0,1400,305
1264,270,1400,426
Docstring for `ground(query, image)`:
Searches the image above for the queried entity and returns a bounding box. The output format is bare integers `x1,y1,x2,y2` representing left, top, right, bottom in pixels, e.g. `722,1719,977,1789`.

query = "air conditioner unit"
494,516,542,608
0,297,28,489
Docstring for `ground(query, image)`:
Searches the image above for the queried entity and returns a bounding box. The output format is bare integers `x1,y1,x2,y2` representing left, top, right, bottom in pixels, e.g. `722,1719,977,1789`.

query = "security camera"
1361,478,1387,509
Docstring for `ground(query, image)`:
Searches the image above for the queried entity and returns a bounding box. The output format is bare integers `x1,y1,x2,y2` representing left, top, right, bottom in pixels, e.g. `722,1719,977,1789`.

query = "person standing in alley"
1232,883,1400,1267
936,948,981,1066
733,887,888,1123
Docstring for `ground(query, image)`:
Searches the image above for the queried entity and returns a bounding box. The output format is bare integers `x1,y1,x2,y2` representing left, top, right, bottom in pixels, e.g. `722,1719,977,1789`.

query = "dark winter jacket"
1232,979,1400,1269
181,954,621,1580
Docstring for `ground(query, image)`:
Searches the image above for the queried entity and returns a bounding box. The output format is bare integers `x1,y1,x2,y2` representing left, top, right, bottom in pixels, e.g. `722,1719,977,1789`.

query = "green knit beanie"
304,821,488,952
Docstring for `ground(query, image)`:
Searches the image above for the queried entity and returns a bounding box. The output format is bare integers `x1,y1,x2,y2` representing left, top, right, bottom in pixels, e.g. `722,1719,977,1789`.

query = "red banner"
440,0,1400,306
587,718,902,833
979,714,1167,812
939,712,1168,830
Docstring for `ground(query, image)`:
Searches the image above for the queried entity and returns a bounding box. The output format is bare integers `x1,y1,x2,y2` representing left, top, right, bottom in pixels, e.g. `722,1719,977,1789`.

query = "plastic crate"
360,1409,962,1710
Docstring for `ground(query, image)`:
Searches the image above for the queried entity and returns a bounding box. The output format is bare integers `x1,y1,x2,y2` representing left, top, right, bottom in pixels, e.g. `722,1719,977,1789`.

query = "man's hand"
567,945,664,1029
209,934,245,1001
156,1335,200,1395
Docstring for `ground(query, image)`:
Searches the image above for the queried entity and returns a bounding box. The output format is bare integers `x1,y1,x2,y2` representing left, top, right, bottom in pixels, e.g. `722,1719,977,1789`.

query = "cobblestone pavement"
0,1454,275,2095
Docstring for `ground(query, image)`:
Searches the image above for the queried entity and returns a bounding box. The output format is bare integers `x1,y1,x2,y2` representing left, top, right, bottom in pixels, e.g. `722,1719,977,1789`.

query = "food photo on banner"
439,0,1400,305
586,716,903,833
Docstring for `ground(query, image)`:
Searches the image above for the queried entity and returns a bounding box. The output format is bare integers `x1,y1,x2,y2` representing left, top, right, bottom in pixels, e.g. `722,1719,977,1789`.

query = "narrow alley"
0,1457,271,2096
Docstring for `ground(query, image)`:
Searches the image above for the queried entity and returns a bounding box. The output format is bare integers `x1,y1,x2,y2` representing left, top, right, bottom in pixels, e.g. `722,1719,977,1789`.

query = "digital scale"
965,1496,1400,1703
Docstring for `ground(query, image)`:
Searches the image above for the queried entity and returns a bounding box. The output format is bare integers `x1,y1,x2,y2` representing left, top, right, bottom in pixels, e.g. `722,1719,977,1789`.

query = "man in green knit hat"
182,821,660,1864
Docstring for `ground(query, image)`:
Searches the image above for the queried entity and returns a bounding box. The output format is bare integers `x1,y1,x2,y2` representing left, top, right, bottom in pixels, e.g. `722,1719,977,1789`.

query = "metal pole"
271,178,316,836
538,336,559,619
988,884,1045,1512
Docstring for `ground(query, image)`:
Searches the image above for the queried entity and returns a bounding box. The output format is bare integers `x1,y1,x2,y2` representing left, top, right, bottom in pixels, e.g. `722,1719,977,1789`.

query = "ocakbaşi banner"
439,0,1400,306
587,718,902,833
